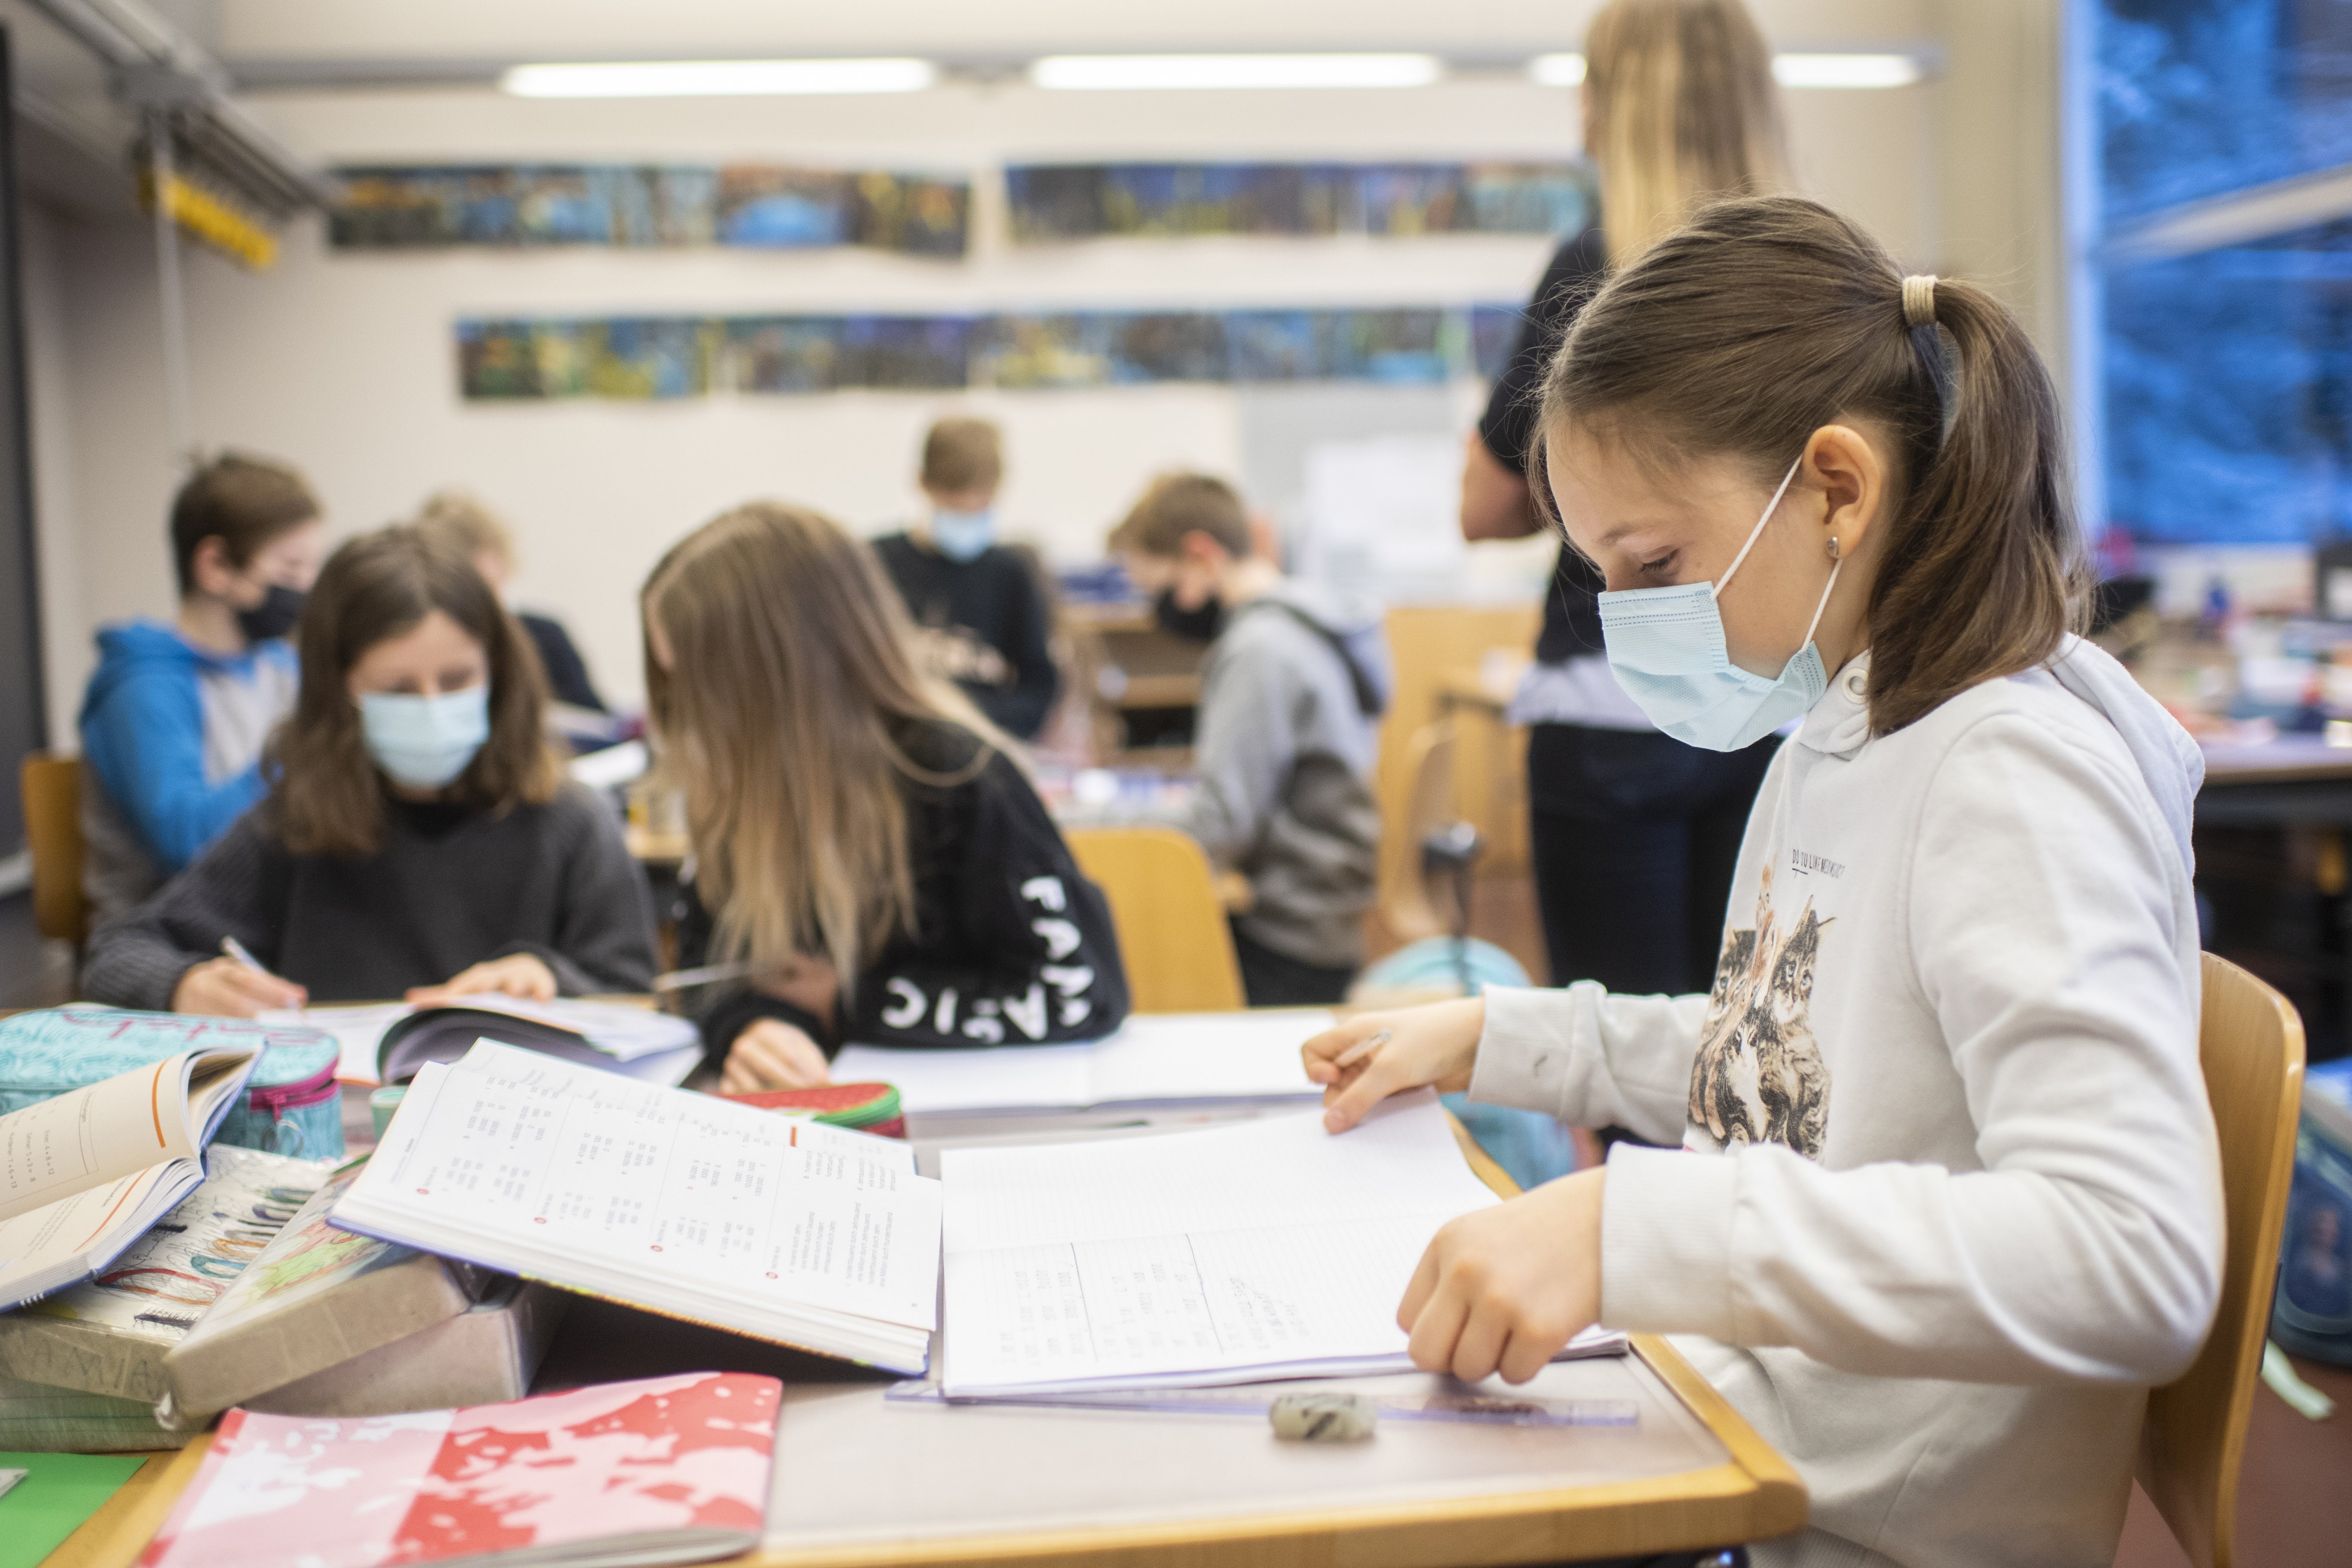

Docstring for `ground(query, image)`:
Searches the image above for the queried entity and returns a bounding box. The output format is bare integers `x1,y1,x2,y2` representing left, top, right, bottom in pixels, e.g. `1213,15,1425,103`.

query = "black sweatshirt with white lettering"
676,719,1130,1062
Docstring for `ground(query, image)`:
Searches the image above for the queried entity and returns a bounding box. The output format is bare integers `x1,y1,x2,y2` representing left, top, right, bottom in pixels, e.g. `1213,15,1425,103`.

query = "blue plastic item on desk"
0,1006,345,1160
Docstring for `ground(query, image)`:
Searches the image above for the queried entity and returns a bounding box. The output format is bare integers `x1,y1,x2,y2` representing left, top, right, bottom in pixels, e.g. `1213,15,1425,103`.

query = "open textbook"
833,1009,1332,1115
939,1091,1623,1397
0,1049,259,1314
330,1040,942,1372
259,995,700,1087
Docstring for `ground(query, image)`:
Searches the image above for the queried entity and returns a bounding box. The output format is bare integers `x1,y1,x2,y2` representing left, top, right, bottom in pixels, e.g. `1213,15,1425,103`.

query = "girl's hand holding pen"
1300,997,1486,1133
173,952,306,1018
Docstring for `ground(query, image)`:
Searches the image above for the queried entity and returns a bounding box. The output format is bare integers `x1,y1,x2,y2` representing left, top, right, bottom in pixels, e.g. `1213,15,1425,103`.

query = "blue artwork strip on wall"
1003,161,1593,242
460,306,1515,400
335,165,971,257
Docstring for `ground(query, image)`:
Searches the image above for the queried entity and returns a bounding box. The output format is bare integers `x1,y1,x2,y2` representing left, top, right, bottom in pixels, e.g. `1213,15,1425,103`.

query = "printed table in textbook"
55,1017,1806,1568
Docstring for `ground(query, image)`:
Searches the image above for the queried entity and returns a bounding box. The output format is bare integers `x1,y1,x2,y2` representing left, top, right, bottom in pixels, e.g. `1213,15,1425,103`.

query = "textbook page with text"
330,1041,940,1373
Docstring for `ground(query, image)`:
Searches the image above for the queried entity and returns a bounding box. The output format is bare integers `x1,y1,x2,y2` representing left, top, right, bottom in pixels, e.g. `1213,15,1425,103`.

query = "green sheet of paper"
0,1450,146,1568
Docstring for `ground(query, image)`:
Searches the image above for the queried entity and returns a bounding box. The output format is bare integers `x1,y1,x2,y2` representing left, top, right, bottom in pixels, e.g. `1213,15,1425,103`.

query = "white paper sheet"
938,1092,1517,1395
835,1011,1332,1114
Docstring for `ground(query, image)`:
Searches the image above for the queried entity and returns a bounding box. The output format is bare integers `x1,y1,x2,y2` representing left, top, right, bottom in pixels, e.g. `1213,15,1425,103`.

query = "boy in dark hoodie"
79,454,325,920
1110,473,1391,1006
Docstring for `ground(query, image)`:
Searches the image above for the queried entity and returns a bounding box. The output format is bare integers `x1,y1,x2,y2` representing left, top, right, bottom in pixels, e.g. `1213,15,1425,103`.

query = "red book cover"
137,1372,779,1568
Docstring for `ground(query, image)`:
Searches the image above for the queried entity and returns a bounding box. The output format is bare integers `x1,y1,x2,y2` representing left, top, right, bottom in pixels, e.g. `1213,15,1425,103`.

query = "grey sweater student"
83,782,658,1010
1185,580,1392,972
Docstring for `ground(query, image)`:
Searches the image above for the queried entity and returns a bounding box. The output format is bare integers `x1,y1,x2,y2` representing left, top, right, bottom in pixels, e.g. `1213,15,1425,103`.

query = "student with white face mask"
83,527,656,1017
871,416,1060,740
1306,198,2222,1568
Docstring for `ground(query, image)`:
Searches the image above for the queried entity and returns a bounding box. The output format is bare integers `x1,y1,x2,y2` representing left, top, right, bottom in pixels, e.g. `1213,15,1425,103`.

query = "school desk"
45,1100,1805,1568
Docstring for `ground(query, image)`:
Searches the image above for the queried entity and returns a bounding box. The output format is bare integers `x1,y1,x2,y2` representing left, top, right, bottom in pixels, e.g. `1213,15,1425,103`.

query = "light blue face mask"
1596,456,1841,753
929,508,997,563
359,685,491,790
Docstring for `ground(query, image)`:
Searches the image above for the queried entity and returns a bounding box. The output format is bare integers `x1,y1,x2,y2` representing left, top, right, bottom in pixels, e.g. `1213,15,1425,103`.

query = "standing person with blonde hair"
644,502,1126,1091
1462,0,1789,1006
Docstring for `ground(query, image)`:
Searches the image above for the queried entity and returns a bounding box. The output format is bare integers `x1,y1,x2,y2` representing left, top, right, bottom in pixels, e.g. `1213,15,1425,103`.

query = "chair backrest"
1064,826,1245,1013
2138,953,2307,1568
1380,720,1458,944
19,753,89,948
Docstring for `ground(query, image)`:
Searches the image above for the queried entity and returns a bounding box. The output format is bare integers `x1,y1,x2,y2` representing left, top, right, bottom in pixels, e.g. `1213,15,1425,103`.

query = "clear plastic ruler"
886,1379,1638,1427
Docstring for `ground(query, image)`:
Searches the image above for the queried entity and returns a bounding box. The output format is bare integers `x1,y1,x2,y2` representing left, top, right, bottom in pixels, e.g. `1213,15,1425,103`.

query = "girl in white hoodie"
1305,197,2223,1568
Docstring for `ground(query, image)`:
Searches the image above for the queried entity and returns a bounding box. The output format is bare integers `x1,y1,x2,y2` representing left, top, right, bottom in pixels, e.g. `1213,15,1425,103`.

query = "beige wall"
26,57,1943,719
26,0,2086,733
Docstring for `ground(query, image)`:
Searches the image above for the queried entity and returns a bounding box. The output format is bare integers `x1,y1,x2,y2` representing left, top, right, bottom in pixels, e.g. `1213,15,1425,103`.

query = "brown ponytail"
1538,195,2091,734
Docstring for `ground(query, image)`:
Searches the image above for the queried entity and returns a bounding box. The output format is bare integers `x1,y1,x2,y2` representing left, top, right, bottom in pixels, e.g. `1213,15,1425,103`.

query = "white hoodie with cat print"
1469,636,2223,1568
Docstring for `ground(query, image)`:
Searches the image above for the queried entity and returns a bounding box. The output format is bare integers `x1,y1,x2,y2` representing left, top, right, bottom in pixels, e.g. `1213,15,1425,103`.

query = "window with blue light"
2097,0,2352,544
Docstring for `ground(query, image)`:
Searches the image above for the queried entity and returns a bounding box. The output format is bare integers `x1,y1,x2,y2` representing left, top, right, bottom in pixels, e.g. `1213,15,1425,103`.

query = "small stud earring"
1825,535,1842,563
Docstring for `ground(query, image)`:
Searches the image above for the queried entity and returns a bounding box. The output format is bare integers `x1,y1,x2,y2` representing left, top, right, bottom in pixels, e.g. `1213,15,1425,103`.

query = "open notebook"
938,1091,1623,1397
0,1049,260,1314
260,995,700,1087
833,1009,1332,1115
330,1040,941,1373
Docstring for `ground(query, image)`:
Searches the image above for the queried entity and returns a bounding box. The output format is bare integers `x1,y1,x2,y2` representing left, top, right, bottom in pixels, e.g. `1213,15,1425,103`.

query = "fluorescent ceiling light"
1528,53,1586,87
1770,53,1923,89
501,58,936,98
1030,54,1444,91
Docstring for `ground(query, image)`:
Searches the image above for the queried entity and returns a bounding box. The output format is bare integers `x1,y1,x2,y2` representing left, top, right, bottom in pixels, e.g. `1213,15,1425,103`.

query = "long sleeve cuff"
85,933,204,1014
1467,982,1590,1121
1599,1142,1738,1339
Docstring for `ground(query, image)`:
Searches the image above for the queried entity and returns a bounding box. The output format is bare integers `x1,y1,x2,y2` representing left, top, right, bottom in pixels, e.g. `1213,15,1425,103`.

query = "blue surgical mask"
929,508,996,563
1596,457,1840,752
359,686,491,790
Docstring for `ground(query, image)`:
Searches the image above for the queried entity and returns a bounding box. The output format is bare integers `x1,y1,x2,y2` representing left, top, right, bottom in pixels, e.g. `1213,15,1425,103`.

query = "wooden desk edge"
43,1442,211,1568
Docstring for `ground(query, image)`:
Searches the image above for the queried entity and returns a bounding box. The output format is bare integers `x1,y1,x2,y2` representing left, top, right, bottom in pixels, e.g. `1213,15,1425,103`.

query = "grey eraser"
1269,1391,1377,1442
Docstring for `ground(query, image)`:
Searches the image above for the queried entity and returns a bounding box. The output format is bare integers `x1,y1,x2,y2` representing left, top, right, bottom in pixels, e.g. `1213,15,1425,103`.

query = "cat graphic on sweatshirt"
1689,872,1832,1159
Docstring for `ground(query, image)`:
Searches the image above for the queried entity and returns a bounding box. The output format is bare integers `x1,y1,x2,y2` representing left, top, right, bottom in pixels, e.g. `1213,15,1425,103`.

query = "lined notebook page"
939,1093,1505,1394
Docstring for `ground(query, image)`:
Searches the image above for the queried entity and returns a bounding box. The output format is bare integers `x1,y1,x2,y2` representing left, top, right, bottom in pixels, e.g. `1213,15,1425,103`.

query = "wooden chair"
2138,953,2307,1568
1380,719,1459,944
19,753,89,951
1064,826,1245,1014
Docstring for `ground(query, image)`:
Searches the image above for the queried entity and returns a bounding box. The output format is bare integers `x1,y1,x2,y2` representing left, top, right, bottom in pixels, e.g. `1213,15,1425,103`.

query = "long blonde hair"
641,501,1000,980
1585,0,1787,266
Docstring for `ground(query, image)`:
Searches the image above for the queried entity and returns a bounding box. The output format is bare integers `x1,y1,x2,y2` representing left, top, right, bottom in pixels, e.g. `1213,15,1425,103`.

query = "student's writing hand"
754,959,841,1030
1302,998,1484,1133
172,957,306,1019
406,953,557,1008
1400,1168,1606,1384
723,1019,832,1093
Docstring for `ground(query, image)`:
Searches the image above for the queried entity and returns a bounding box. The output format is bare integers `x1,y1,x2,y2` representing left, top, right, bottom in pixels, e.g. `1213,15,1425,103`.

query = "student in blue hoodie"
1110,473,1393,1006
80,454,326,920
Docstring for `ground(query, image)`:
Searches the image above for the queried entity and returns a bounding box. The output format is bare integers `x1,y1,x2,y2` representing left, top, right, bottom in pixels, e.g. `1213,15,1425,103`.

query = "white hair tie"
1902,274,1939,329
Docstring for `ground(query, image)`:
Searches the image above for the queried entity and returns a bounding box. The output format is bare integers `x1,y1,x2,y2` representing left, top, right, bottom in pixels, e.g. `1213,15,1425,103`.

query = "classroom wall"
26,37,1941,719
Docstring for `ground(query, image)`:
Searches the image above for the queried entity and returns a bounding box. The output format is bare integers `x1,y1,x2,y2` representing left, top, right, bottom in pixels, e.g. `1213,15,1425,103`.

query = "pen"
220,935,266,973
650,959,762,992
1332,1028,1393,1071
